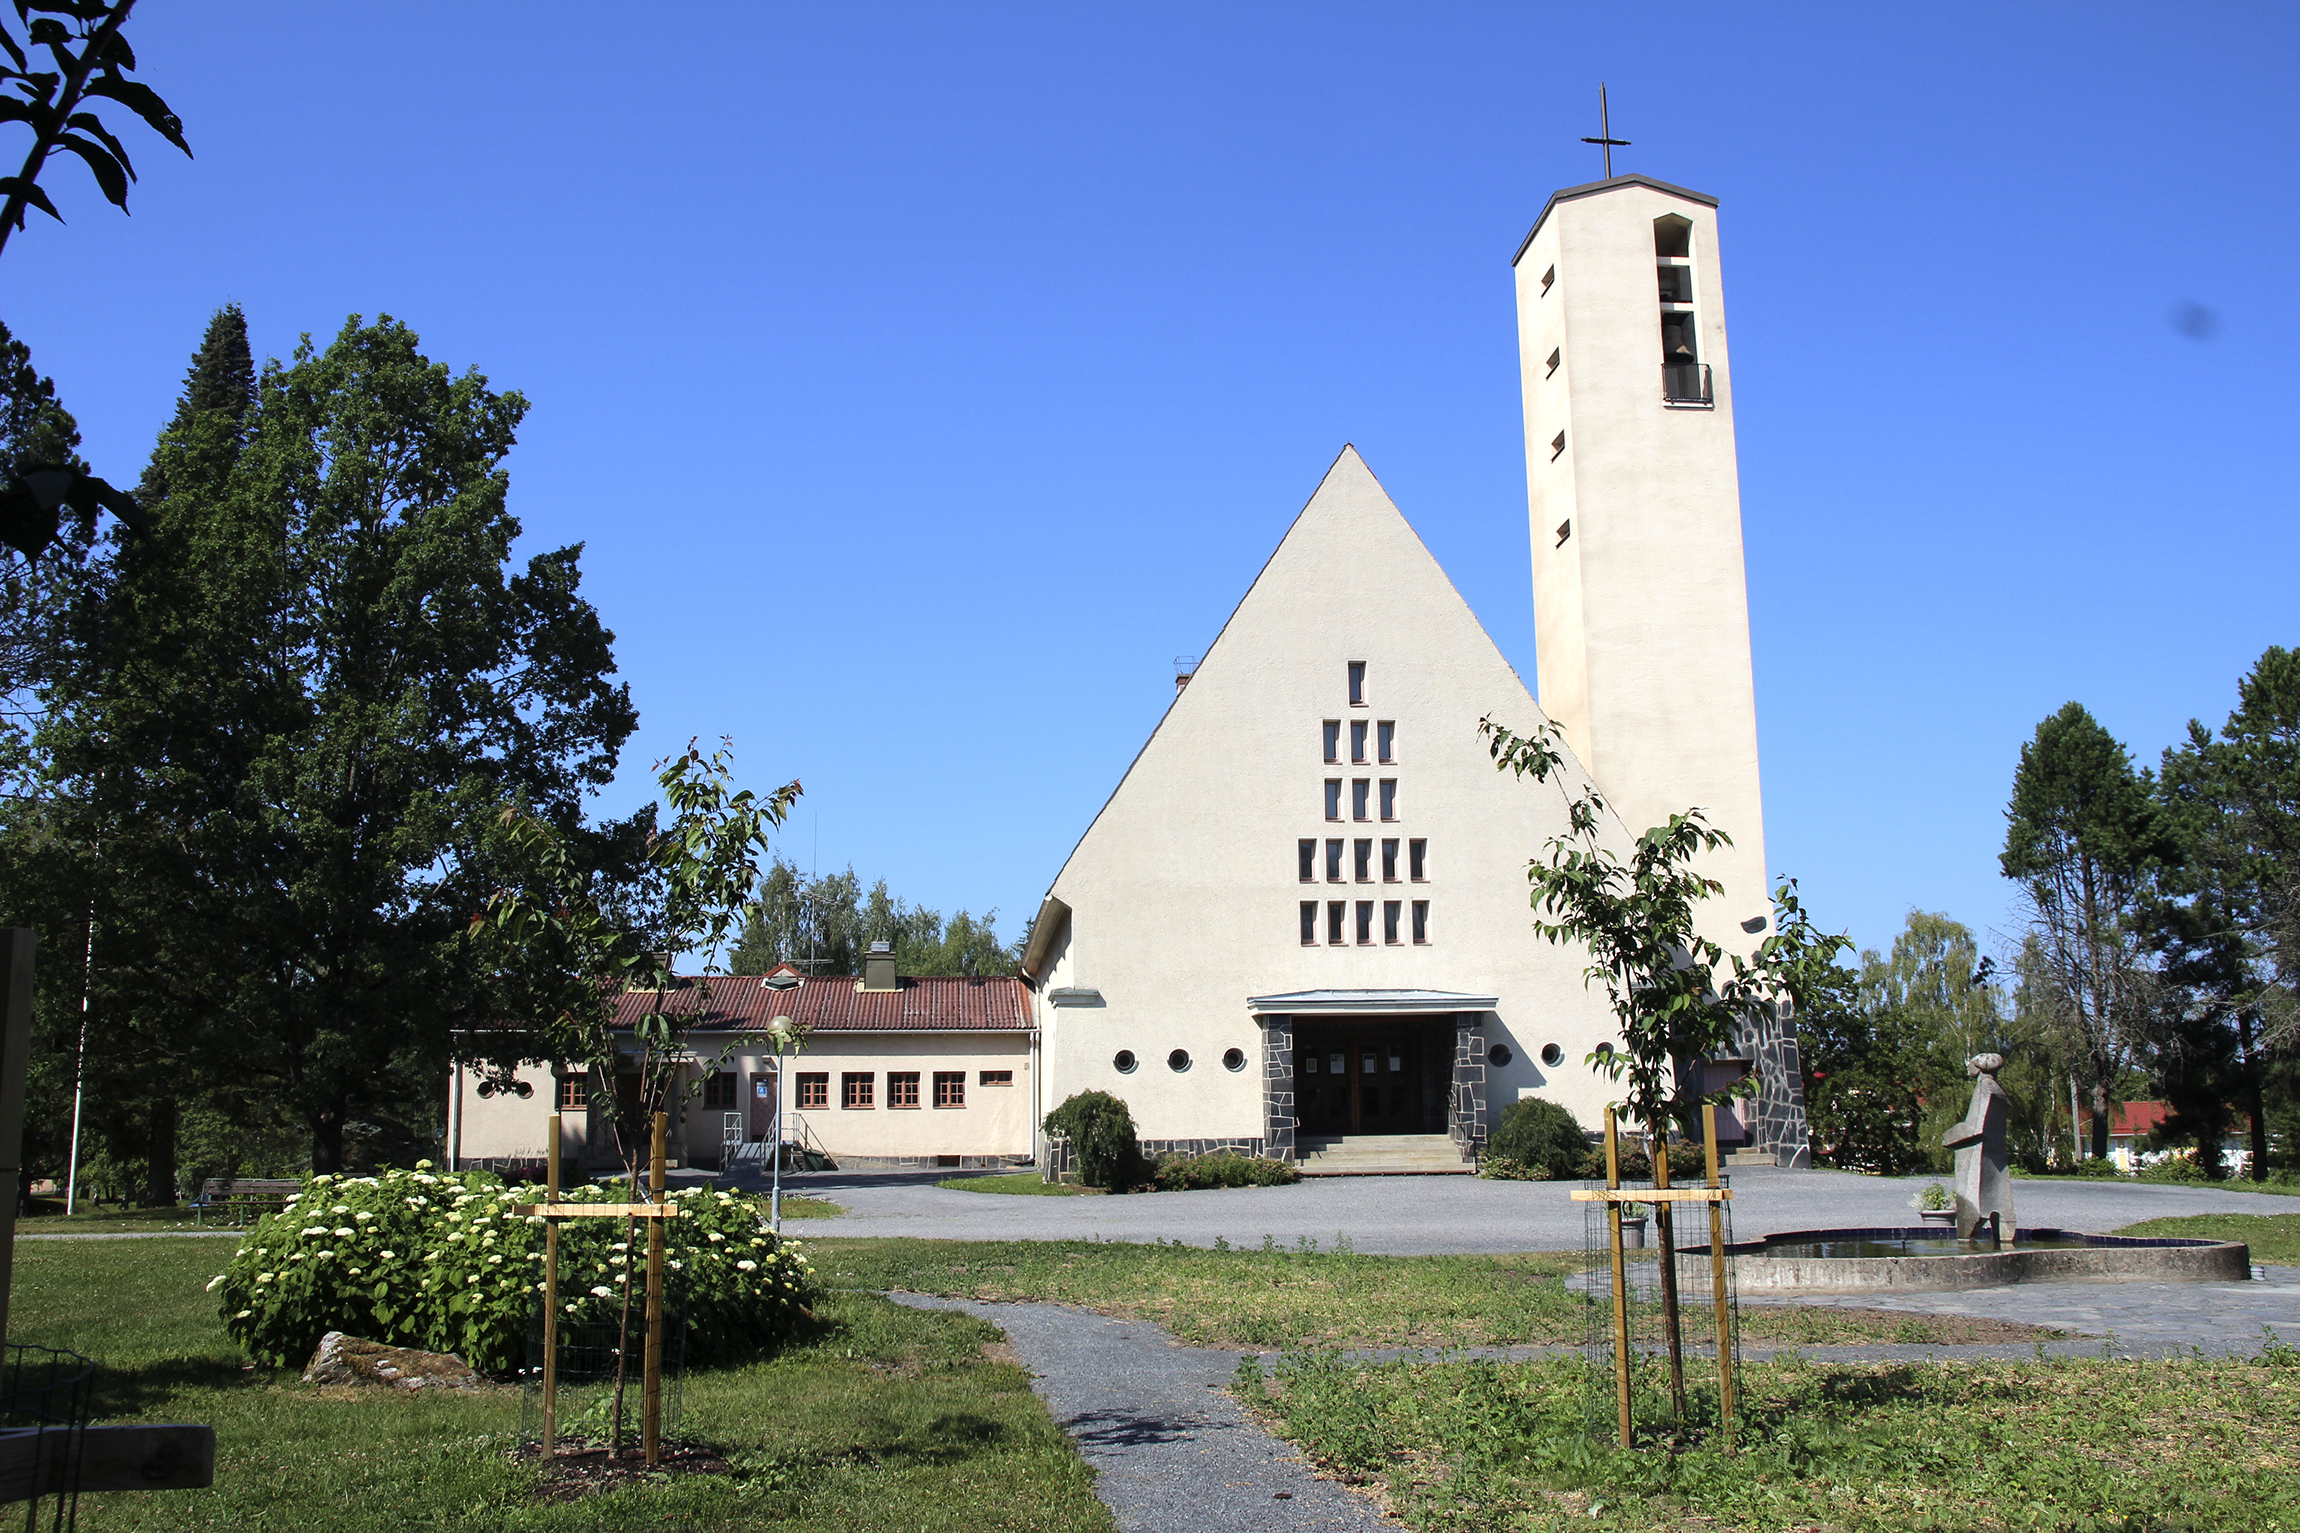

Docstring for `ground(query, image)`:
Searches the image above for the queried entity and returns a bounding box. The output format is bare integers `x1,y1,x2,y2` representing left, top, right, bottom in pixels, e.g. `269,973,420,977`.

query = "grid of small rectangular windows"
842,1072,875,1109
1377,721,1395,762
1382,839,1399,881
1384,900,1402,945
933,1071,966,1108
1298,839,1316,882
702,1071,736,1108
1410,839,1427,880
1352,780,1369,821
1355,901,1374,945
1325,780,1342,820
796,1073,829,1109
1353,839,1371,882
979,1070,1013,1086
1301,902,1318,944
1379,779,1397,820
888,1071,921,1108
1412,901,1429,944
1350,720,1368,763
1327,901,1345,945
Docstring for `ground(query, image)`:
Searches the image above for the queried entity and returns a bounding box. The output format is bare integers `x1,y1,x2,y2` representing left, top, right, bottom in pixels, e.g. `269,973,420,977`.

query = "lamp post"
765,1011,799,1232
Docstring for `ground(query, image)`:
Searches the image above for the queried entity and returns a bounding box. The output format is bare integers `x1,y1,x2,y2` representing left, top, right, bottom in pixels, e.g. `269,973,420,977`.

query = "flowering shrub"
210,1164,814,1375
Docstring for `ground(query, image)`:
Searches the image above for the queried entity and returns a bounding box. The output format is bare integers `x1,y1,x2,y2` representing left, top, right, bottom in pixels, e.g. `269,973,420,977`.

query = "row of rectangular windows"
1326,779,1398,821
560,1071,1015,1112
1323,719,1396,764
1300,837,1426,883
1302,899,1429,946
795,1070,1013,1111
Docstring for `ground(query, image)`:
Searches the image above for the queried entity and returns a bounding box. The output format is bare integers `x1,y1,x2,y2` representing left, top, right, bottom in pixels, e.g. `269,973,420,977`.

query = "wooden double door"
1296,1020,1447,1135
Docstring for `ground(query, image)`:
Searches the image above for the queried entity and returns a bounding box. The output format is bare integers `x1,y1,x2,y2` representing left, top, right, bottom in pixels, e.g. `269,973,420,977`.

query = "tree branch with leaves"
0,0,188,259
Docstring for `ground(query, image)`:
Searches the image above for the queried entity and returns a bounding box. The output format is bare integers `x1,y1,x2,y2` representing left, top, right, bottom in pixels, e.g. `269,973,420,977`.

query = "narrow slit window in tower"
1350,720,1367,763
1322,720,1340,762
1355,901,1374,945
1354,839,1371,882
1326,839,1343,882
1298,840,1316,882
1347,661,1366,705
1377,721,1394,762
1327,901,1346,945
1412,900,1429,944
1382,839,1398,882
1300,902,1318,945
1324,780,1341,820
1409,839,1427,881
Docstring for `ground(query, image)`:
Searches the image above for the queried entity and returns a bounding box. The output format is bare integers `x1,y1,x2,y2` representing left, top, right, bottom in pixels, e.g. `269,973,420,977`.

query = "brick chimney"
861,940,898,992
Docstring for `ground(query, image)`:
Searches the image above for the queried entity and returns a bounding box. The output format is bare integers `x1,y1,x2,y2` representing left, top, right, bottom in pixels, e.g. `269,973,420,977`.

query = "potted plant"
1911,1182,1955,1226
1619,1202,1650,1248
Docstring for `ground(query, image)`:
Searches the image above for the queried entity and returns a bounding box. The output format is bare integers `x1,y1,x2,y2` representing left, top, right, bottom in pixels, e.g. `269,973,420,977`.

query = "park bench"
191,1177,303,1227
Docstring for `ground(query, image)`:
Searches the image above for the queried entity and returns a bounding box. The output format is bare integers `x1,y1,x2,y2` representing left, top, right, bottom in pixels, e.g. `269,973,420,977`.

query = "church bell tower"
1511,173,1771,946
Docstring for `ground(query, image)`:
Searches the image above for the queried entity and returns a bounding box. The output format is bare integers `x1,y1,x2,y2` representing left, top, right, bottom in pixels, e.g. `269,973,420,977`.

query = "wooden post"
1653,1132,1688,1423
1602,1106,1631,1447
0,930,35,1346
542,1112,561,1458
642,1112,666,1468
1701,1103,1735,1447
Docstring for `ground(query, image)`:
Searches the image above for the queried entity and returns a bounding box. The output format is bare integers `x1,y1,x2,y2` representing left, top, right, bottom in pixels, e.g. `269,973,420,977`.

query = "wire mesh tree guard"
0,1342,95,1530
518,1292,687,1457
1574,1104,1742,1448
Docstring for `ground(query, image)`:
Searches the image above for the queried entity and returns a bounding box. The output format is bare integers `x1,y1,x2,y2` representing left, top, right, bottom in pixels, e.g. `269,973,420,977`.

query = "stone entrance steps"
1295,1133,1472,1177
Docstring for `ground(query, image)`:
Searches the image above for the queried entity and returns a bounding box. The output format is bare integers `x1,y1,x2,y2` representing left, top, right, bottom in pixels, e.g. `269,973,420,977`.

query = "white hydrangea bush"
211,1164,814,1374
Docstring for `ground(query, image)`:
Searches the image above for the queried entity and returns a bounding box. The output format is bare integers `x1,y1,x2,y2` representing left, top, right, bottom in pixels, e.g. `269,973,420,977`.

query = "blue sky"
6,3,2295,962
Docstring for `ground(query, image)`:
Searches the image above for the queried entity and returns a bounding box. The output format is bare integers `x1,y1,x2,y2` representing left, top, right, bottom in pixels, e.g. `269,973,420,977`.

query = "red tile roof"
2080,1101,2252,1139
606,973,1031,1034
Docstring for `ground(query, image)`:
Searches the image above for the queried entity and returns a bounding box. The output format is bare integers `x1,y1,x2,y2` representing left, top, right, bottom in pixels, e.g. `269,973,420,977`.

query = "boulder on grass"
303,1332,483,1391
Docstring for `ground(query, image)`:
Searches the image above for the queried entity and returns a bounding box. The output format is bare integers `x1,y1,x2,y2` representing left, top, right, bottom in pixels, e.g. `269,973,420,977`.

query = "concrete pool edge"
1681,1227,2253,1294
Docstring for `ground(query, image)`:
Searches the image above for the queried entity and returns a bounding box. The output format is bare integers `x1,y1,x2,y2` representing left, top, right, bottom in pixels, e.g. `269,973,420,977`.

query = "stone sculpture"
1940,1053,2016,1243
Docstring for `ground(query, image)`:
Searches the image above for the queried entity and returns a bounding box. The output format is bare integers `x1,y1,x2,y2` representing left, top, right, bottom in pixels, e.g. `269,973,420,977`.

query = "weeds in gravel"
1235,1341,2300,1532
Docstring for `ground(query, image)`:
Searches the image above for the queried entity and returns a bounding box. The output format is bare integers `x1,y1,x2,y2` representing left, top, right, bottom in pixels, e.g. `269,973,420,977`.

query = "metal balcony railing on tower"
1662,363,1713,404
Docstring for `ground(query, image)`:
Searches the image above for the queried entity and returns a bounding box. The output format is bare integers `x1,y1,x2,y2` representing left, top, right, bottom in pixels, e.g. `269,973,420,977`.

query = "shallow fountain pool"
1682,1226,2252,1294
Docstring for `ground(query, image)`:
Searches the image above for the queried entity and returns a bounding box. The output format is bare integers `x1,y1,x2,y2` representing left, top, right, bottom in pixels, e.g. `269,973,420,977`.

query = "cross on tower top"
1579,82,1629,180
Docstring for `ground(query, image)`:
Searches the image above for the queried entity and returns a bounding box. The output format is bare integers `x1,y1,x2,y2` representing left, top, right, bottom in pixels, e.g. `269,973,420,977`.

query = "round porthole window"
1594,1041,1615,1059
1488,1044,1512,1067
1168,1048,1192,1072
1222,1047,1247,1072
1113,1049,1137,1074
1541,1043,1565,1068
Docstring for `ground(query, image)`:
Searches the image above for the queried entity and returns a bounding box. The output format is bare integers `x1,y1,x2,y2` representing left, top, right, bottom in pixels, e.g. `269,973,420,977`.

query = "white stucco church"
1017,172,1812,1172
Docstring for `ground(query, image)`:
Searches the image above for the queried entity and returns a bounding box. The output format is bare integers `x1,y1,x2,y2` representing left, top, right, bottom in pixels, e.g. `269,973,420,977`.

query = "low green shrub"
1043,1091,1148,1189
2137,1151,2213,1183
1577,1143,1654,1181
1488,1097,1588,1179
1150,1152,1298,1191
210,1164,814,1375
1479,1155,1551,1181
2079,1156,2130,1179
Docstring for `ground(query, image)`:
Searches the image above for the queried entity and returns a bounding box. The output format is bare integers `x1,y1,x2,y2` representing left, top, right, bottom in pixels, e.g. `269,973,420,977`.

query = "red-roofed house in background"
447,944,1038,1175
2079,1101,2254,1175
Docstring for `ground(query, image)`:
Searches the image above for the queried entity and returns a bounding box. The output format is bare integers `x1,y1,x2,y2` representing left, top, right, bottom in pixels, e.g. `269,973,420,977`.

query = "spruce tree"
135,303,256,508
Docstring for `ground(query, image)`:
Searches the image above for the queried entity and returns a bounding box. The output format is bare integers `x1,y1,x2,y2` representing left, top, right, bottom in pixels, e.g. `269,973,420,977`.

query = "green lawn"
770,1194,846,1218
812,1238,2064,1351
934,1174,1100,1197
1238,1346,2300,1532
2116,1210,2300,1265
10,1236,1111,1531
19,1204,210,1232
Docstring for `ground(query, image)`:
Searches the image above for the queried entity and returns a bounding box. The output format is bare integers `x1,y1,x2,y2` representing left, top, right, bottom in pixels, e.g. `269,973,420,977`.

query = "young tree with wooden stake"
473,740,799,1463
1482,715,1845,1438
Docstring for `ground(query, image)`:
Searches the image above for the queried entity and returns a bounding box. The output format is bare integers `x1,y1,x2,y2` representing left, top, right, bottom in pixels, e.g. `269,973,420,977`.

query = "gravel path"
892,1293,1398,1532
781,1164,2290,1254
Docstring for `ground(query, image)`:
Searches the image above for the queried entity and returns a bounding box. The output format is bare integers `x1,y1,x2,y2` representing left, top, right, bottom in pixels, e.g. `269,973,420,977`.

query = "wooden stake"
1654,1131,1687,1423
542,1112,561,1459
1701,1103,1736,1448
0,930,34,1348
1603,1106,1631,1447
643,1111,666,1468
